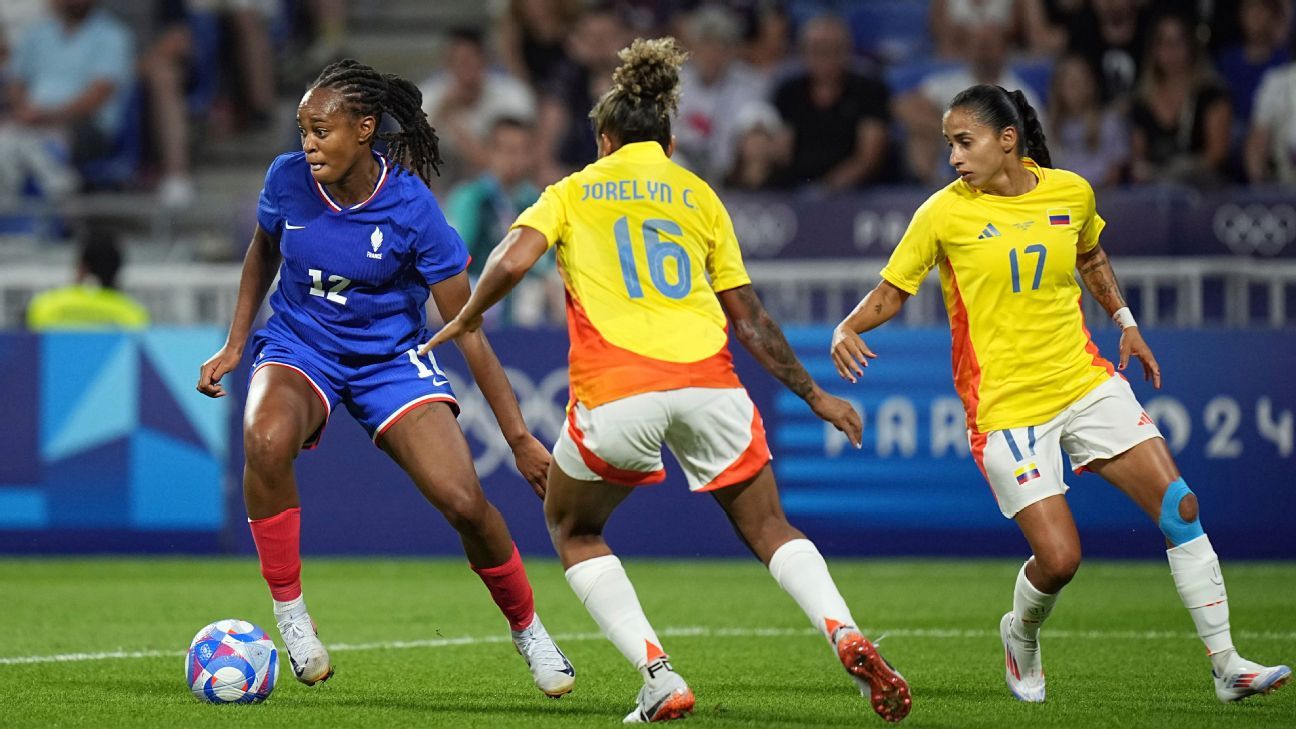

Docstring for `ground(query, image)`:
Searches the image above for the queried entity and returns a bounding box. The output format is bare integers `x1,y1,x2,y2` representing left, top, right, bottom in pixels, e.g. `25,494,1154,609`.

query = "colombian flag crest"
1048,208,1071,226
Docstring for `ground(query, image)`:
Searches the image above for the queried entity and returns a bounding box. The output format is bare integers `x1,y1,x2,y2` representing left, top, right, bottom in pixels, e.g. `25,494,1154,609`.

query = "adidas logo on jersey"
367,226,384,259
977,223,1002,239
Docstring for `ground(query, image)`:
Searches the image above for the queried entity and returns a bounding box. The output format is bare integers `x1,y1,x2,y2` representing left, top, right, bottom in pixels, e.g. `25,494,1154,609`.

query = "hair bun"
611,37,688,115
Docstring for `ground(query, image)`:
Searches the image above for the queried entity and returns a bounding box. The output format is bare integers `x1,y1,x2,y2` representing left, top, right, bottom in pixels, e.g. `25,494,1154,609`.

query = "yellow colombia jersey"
880,159,1115,433
513,141,750,408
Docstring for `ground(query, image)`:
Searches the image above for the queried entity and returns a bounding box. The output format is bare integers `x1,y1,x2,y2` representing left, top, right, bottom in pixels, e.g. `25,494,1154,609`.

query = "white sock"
767,539,856,642
1167,535,1236,674
565,555,672,686
273,595,307,619
1011,560,1059,643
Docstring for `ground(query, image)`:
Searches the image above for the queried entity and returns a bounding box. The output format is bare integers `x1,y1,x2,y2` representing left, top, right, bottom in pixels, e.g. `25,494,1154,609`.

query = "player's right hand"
830,326,876,383
197,345,242,399
808,387,862,448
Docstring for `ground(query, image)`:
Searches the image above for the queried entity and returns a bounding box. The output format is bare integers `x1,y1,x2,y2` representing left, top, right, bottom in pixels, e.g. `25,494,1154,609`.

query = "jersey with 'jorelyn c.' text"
256,151,468,360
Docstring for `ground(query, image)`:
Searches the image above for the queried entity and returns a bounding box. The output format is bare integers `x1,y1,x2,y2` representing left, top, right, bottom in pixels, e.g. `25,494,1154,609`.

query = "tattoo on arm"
731,286,816,401
873,303,882,315
1076,246,1126,313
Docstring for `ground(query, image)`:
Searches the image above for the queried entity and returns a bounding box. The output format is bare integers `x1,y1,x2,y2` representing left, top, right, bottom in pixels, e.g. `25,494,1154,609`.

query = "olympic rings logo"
727,200,798,257
1212,203,1296,256
441,366,571,478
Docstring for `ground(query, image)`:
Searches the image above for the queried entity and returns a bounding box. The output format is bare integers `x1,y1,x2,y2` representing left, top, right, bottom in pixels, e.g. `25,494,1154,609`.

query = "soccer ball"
186,619,279,704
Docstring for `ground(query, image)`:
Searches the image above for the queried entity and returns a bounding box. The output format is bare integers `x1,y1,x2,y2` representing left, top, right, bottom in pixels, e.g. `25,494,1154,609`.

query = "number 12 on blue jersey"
1008,244,1047,293
613,215,691,300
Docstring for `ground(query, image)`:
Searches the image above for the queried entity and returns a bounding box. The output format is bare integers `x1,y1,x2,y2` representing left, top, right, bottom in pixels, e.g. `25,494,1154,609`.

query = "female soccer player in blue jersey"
832,84,1290,704
196,59,574,697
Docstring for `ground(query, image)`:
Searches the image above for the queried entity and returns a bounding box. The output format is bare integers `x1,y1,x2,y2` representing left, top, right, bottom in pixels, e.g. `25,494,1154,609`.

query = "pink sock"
472,543,536,631
248,507,303,601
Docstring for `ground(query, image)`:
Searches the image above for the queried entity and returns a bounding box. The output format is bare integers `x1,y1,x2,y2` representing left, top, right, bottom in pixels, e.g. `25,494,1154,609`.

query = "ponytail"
948,84,1052,168
1006,89,1051,168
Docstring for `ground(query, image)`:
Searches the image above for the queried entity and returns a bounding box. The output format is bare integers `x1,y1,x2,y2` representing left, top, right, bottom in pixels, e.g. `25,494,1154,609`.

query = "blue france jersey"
256,152,468,359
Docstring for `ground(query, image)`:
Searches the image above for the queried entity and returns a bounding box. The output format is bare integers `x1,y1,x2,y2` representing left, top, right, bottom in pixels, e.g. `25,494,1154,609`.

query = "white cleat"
623,671,695,723
275,610,333,686
1214,656,1291,702
511,614,576,698
1000,612,1045,703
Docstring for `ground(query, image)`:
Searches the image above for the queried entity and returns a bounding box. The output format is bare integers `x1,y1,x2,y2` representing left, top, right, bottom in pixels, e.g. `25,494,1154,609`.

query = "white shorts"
553,387,771,491
971,376,1164,518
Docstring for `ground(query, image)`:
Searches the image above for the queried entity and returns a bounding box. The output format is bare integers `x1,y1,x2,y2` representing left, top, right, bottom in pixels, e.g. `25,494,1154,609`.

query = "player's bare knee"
439,491,489,534
243,423,298,475
1158,478,1204,546
1037,547,1080,588
1178,493,1198,523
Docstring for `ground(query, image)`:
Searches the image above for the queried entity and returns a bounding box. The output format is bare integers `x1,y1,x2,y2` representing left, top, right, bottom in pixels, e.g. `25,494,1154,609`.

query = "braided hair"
310,59,443,187
589,37,689,150
948,84,1052,168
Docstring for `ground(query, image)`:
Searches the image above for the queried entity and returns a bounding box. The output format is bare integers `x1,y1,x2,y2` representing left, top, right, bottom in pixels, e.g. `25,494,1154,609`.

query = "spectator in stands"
192,0,276,129
536,3,630,181
1129,14,1232,186
445,117,560,326
1073,0,1148,103
772,14,889,191
139,0,195,207
0,0,134,199
493,0,580,88
676,5,769,182
741,2,790,79
26,227,148,330
1246,33,1296,185
722,100,787,192
895,20,1043,185
1047,54,1128,186
420,28,536,189
1215,0,1291,127
930,0,1061,57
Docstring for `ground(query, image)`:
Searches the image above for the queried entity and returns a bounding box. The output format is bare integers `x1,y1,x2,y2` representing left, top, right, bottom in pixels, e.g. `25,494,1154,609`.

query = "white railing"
1,258,1294,329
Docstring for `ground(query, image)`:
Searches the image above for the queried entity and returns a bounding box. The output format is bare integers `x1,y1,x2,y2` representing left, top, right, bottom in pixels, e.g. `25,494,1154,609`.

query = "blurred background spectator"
26,225,147,330
1128,13,1232,186
0,0,134,199
492,0,581,87
419,27,535,190
773,13,890,190
722,100,786,191
1047,53,1127,186
445,116,562,326
1246,31,1296,185
675,4,770,181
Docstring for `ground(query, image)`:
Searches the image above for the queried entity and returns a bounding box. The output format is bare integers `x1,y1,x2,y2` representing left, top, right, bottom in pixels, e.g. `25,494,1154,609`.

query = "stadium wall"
1,327,1292,558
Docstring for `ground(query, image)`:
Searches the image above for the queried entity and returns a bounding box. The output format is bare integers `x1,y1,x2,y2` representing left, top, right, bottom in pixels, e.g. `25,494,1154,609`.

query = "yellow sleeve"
706,190,751,292
880,194,946,295
511,179,569,249
1076,176,1105,253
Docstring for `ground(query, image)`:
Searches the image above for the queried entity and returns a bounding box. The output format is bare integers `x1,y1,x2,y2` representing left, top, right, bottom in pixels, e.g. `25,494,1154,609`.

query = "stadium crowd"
0,0,1293,215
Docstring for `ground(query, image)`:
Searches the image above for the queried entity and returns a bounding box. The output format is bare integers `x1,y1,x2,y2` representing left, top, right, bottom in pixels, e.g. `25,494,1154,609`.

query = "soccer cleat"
275,611,333,686
622,670,695,723
831,623,912,722
1213,657,1291,702
511,614,576,698
1000,612,1045,703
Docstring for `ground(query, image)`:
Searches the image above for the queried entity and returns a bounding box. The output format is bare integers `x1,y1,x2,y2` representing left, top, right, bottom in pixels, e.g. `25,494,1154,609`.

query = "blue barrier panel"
4,327,1292,558
0,330,229,552
220,327,1295,560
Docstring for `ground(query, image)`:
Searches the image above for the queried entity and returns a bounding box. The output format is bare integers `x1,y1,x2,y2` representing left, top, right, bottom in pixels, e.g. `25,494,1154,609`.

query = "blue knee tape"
1159,478,1204,545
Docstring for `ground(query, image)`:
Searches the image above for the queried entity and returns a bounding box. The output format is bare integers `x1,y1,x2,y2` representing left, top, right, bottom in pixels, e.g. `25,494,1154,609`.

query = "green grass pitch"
1,558,1292,728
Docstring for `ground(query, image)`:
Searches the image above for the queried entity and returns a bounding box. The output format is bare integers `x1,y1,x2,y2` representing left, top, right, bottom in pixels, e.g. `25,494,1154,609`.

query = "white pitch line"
2,625,1294,667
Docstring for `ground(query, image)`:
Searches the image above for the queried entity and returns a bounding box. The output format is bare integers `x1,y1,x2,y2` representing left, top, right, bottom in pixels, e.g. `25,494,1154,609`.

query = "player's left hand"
418,313,483,356
1118,326,1161,389
510,433,551,498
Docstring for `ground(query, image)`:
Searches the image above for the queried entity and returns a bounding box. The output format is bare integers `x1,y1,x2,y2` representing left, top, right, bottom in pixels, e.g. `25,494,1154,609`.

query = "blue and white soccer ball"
186,619,279,704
